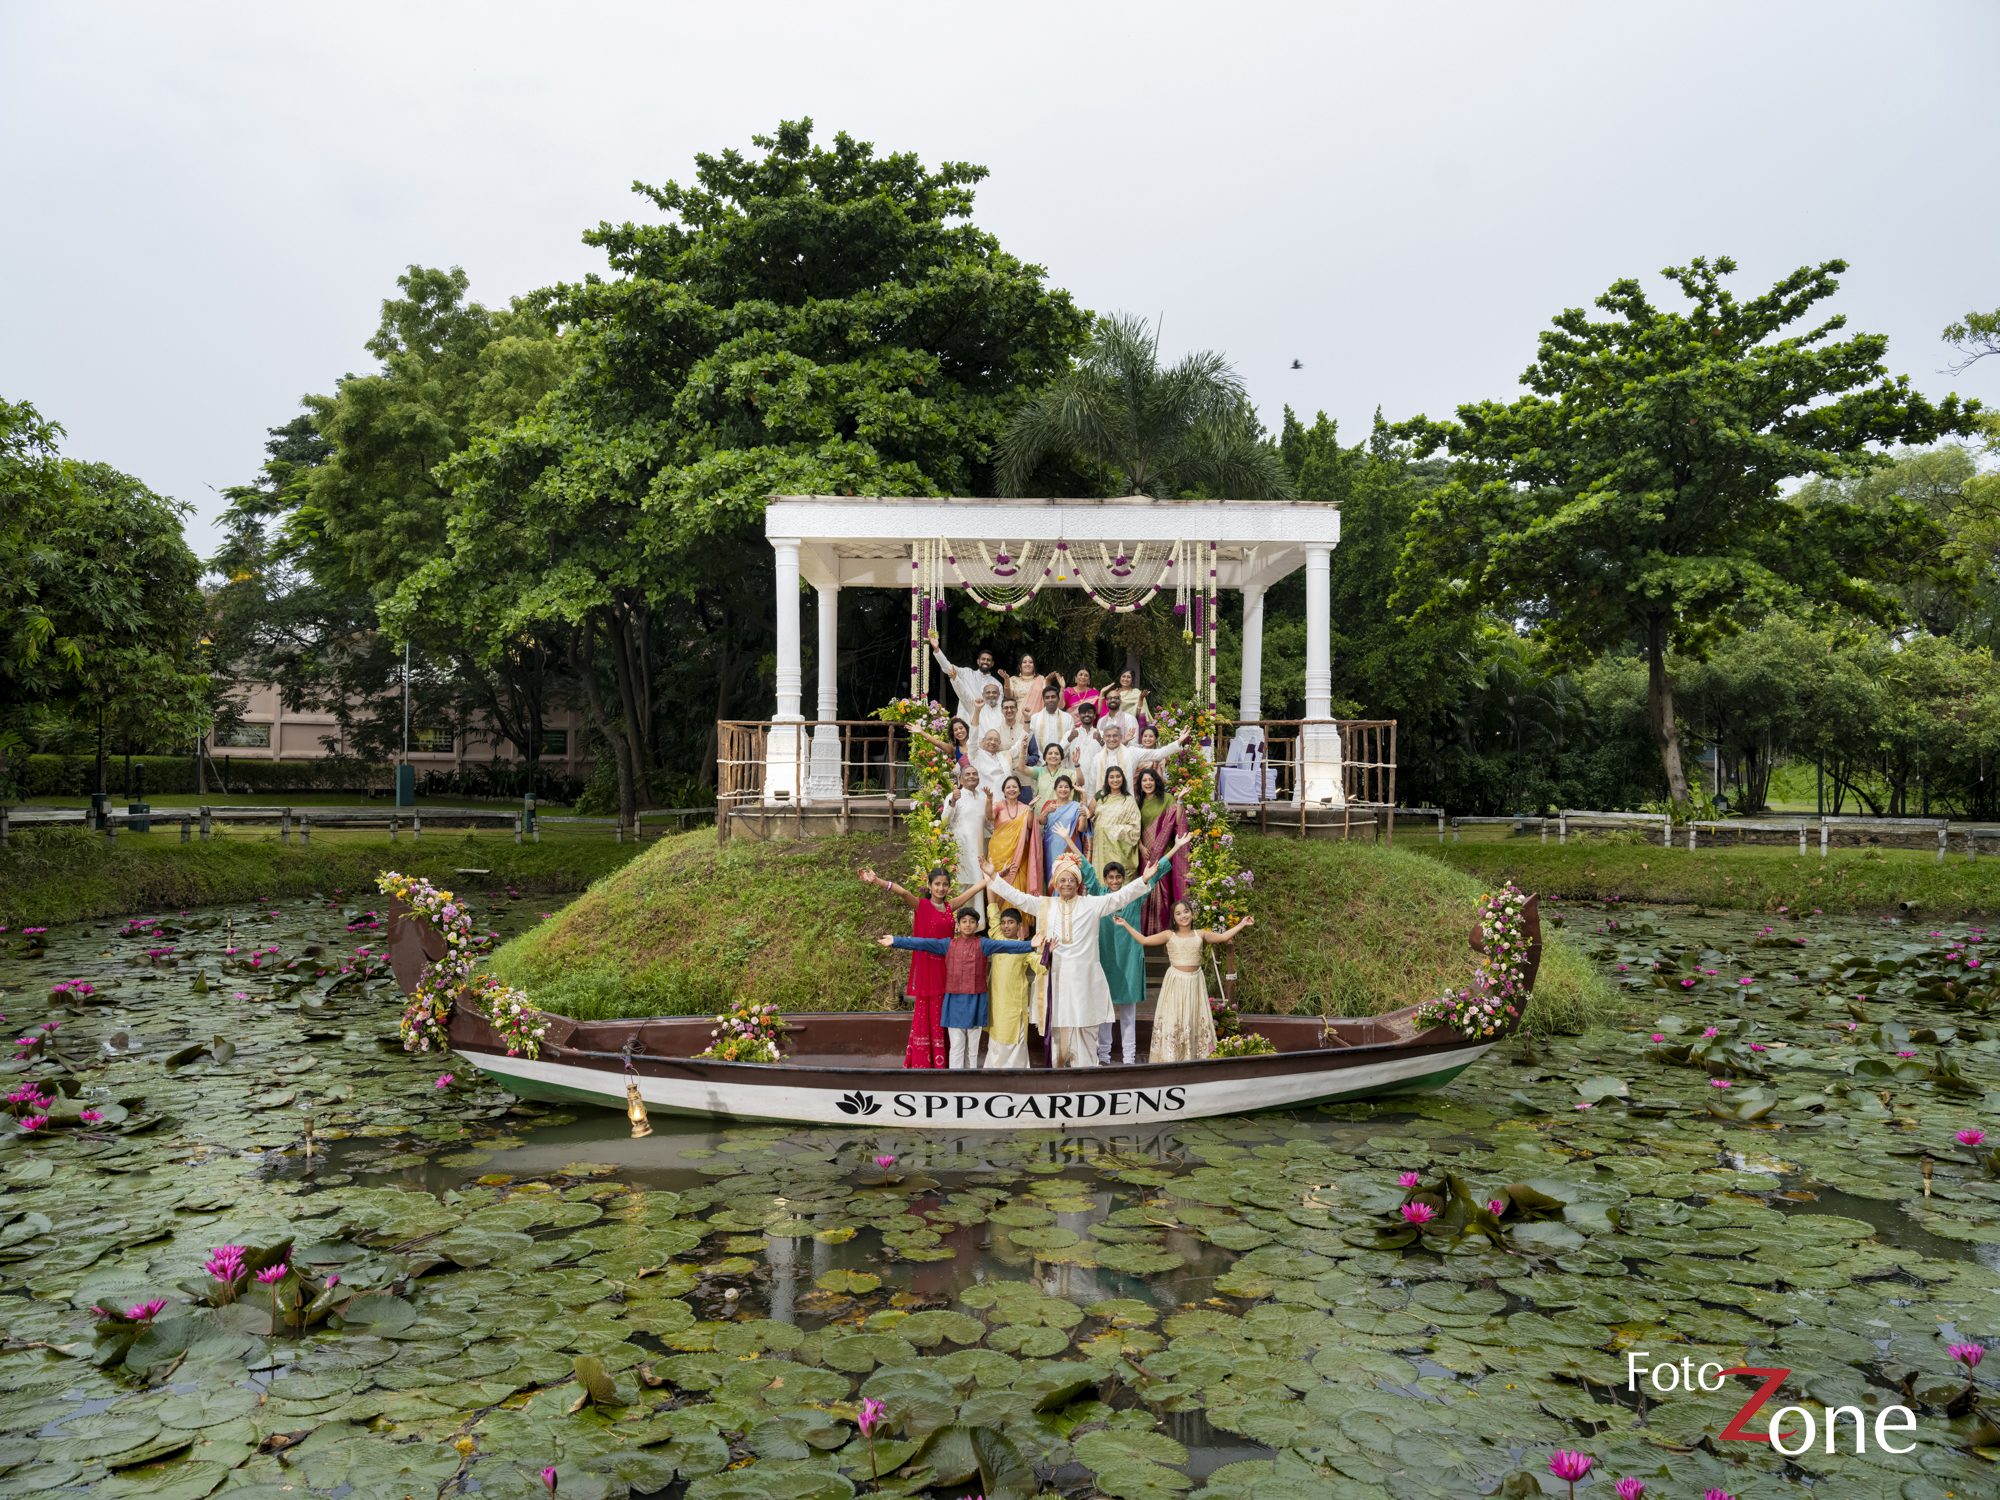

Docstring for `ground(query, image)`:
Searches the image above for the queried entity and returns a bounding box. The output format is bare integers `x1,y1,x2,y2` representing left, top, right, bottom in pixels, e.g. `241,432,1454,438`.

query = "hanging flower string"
873,697,960,884
1152,702,1251,930
377,872,546,1059
1416,883,1532,1039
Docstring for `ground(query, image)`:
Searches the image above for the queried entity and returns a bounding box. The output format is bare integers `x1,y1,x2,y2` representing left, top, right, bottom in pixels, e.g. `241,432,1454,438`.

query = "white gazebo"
758,494,1351,809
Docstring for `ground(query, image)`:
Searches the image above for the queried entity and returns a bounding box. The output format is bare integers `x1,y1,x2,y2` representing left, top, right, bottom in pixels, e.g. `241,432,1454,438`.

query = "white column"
1300,544,1344,806
1239,583,1265,725
1224,583,1267,791
772,537,803,721
766,538,805,803
807,583,843,801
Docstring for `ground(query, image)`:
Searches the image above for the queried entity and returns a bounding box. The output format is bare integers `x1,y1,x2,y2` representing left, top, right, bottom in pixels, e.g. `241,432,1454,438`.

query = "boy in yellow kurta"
984,907,1045,1069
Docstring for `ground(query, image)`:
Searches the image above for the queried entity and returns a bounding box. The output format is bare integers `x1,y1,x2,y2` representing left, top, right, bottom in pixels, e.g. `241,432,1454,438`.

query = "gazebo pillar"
765,537,806,803
806,583,843,800
1299,543,1345,806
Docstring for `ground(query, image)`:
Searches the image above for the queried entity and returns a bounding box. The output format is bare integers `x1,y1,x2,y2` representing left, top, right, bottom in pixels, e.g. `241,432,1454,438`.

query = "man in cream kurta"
943,766,991,916
985,843,1186,1067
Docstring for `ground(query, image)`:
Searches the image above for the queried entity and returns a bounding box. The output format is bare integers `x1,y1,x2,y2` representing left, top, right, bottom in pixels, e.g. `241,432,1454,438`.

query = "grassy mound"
484,830,1616,1032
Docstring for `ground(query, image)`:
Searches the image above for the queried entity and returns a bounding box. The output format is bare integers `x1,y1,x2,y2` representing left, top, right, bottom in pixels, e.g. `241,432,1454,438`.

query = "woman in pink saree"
1136,766,1189,934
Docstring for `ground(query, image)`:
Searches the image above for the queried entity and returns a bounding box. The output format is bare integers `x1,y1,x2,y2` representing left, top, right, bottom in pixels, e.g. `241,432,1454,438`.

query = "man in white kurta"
943,766,991,916
932,643,1000,728
969,730,1013,799
1102,724,1186,795
1028,683,1075,763
985,847,1182,1067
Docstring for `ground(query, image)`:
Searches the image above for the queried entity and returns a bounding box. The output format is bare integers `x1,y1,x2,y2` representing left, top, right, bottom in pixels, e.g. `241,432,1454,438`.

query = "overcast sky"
4,1,1995,558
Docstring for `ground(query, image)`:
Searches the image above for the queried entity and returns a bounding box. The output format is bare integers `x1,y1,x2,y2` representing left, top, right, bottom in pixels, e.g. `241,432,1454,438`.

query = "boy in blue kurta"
1086,860,1162,1064
880,908,1036,1070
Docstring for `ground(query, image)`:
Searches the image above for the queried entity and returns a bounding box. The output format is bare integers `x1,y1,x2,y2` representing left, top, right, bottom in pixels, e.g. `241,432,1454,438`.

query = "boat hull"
449,1029,1494,1131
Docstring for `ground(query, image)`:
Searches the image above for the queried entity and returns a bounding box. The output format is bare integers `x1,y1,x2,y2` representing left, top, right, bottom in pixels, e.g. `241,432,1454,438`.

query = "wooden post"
389,814,398,842
180,815,191,843
412,812,422,840
1797,822,1806,855
299,814,310,844
514,814,523,845
200,805,212,840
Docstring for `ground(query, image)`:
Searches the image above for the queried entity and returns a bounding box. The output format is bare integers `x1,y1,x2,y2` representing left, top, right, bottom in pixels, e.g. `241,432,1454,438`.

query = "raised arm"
879,934,952,954
858,866,921,912
980,938,1037,955
1113,915,1172,947
949,874,991,911
980,860,1034,912
931,642,955,677
1204,915,1254,944
1133,733,1187,767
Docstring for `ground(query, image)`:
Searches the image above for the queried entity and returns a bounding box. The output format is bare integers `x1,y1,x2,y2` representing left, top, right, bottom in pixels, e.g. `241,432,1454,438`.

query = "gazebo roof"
764,494,1339,591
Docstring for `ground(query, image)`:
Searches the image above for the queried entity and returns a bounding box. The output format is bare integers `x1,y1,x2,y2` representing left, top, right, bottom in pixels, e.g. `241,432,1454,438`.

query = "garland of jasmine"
376,871,546,1059
1415,883,1531,1039
873,697,961,885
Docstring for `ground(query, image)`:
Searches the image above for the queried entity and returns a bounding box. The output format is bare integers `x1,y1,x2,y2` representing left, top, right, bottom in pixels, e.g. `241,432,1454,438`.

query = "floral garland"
477,977,547,1059
873,697,961,885
377,871,477,1053
1415,883,1531,1040
695,1001,786,1064
1213,1031,1276,1058
378,871,550,1059
1150,701,1251,929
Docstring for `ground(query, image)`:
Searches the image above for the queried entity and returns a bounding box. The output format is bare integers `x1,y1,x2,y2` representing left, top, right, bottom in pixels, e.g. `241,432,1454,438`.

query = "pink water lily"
857,1395,887,1435
1958,1128,1988,1147
17,1115,47,1132
1649,1033,1664,1042
256,1263,288,1285
1701,1026,1719,1038
1397,1171,1421,1188
1400,1201,1437,1226
540,1465,558,1493
874,1155,897,1170
1704,1489,1735,1500
1615,1480,1646,1500
126,1298,167,1322
1710,1078,1732,1089
435,1073,454,1089
1548,1450,1593,1494
1487,1199,1505,1216
1748,1042,1767,1052
204,1244,247,1282
1950,1341,1984,1369
78,1109,103,1124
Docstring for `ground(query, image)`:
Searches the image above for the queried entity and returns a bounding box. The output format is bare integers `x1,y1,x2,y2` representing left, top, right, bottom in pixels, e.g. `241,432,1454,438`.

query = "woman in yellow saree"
986,773,1042,934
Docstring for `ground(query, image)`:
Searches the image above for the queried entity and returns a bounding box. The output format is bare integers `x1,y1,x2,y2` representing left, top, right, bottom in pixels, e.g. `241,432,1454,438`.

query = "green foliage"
1943,305,2000,373
0,398,210,800
996,313,1292,499
405,120,1090,818
1398,256,1980,806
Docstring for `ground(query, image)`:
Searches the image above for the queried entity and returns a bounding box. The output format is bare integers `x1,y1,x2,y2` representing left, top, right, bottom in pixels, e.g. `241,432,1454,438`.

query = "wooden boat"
385,895,1540,1132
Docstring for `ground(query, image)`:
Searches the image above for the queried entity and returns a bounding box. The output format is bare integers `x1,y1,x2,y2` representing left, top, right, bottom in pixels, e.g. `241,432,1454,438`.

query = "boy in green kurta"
1088,860,1161,1064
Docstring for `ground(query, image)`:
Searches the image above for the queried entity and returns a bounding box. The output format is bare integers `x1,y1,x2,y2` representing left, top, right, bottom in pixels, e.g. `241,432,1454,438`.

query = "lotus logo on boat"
835,1091,881,1116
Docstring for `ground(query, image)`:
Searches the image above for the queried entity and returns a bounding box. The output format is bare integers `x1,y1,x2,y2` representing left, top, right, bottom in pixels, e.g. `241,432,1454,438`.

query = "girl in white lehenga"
1114,902,1254,1063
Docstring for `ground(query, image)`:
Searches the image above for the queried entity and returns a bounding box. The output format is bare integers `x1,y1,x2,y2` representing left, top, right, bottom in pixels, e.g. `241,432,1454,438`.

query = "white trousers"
1097,1008,1137,1064
1051,1027,1100,1067
948,1027,983,1070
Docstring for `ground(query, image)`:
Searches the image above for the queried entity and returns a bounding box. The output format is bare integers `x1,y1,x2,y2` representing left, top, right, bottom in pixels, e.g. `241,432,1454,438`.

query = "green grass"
13,790,579,811
0,826,641,926
1420,837,2000,919
485,830,1617,1033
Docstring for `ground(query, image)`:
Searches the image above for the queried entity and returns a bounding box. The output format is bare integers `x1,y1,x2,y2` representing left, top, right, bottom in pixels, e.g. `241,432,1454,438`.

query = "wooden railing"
715,716,1398,841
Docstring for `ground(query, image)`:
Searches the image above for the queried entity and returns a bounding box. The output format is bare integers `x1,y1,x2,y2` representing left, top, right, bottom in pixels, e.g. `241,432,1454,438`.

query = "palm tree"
996,314,1294,499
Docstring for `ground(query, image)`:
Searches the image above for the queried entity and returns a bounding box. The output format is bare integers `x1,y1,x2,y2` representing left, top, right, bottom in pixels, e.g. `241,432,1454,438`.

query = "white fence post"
1938,824,1947,864
1797,823,1806,855
1558,813,1567,846
1661,815,1672,848
1687,822,1697,851
1820,818,1829,858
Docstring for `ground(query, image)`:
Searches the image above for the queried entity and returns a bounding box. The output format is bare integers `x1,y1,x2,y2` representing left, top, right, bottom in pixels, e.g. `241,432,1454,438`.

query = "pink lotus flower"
541,1466,557,1493
1896,1049,1917,1058
1704,1490,1735,1500
1574,1101,1594,1110
1737,977,1753,986
1487,1199,1505,1215
1957,1128,1987,1147
326,1273,338,1286
256,1263,288,1285
1950,1341,1984,1369
1680,978,1695,988
856,1396,887,1436
18,1115,47,1132
1701,1026,1719,1038
126,1298,167,1322
1710,1079,1732,1089
1400,1201,1437,1226
1548,1450,1593,1491
874,1155,898,1170
1748,1043,1767,1052
1649,1033,1664,1042
204,1245,247,1281
1615,1480,1646,1500
435,1073,454,1089
78,1109,102,1124
1397,1171,1421,1188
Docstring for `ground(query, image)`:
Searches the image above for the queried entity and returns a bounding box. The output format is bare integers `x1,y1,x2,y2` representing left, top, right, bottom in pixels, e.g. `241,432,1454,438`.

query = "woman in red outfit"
858,865,988,1067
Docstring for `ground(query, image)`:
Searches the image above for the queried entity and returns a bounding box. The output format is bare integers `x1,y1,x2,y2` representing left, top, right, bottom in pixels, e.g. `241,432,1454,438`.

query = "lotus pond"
0,893,1995,1499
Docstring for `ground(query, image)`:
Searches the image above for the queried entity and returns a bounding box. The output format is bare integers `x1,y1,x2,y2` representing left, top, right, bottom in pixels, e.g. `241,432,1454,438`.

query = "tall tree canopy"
1396,255,1979,805
396,120,1090,817
0,397,209,795
996,313,1292,499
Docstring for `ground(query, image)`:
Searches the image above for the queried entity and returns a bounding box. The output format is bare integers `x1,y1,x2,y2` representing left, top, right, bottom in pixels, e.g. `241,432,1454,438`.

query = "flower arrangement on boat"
1212,1031,1276,1058
477,977,547,1059
1415,882,1530,1040
1150,700,1250,928
695,1001,787,1064
377,871,478,1053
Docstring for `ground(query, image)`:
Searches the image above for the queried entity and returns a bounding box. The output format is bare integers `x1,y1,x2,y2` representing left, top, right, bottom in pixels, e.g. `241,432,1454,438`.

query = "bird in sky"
1290,359,1303,370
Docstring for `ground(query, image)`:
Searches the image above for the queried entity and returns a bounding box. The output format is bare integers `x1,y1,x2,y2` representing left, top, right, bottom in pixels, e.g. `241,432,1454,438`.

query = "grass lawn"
0,824,642,926
1421,835,2000,919
484,830,1615,1032
13,790,580,811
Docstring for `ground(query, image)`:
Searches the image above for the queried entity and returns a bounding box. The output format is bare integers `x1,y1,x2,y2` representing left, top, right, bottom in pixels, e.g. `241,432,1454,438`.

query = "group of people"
859,644,1252,1074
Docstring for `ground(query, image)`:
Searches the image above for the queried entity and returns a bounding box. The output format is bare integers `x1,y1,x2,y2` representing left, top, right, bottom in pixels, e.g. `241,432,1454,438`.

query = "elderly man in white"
1099,721,1185,798
983,838,1191,1068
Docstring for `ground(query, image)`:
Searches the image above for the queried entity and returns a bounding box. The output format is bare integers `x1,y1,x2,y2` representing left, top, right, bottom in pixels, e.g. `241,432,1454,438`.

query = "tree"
1944,307,2000,373
213,268,572,767
996,313,1293,499
1397,256,1979,807
0,398,209,799
403,121,1091,819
